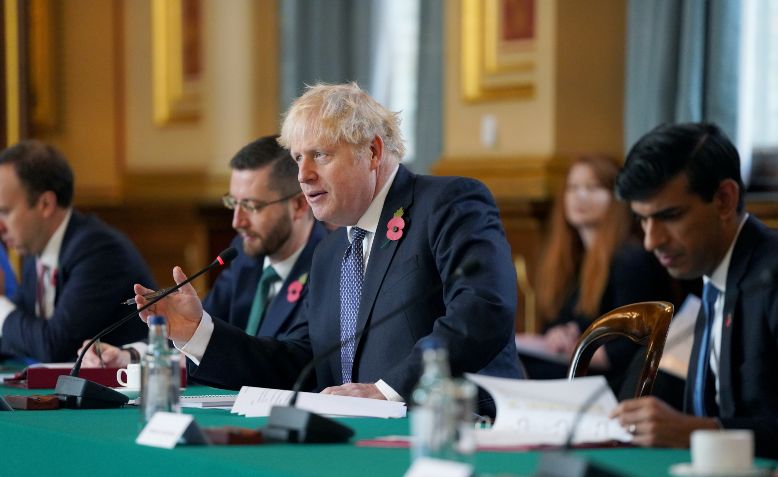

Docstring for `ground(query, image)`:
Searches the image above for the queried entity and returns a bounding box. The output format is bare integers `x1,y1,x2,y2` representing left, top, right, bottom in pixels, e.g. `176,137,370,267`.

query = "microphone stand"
263,261,481,444
55,248,238,409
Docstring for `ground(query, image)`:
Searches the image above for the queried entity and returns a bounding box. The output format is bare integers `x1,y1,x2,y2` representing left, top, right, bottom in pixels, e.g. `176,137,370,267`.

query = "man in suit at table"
79,135,326,369
611,123,778,458
135,82,522,412
0,140,155,362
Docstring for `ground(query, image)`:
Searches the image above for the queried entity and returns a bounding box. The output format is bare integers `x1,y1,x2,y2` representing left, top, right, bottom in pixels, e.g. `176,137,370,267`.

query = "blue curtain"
278,0,443,174
624,0,741,147
411,0,444,173
279,0,376,111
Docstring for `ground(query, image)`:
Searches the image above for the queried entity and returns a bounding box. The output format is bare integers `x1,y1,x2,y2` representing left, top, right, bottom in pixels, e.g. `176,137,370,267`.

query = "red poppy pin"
382,207,406,248
287,273,308,303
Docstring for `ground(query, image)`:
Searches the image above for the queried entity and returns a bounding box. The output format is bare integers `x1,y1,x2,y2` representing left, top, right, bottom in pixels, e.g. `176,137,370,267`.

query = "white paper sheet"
231,386,407,419
465,374,632,447
659,294,700,379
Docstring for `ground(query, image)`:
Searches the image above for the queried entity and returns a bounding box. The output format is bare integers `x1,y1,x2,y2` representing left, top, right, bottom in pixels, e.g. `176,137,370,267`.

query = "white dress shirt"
704,213,748,407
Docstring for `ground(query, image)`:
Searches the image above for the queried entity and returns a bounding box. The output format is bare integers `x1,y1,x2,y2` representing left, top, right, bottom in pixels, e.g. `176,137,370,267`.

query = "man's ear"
368,135,384,171
36,191,59,218
714,179,740,219
290,191,311,220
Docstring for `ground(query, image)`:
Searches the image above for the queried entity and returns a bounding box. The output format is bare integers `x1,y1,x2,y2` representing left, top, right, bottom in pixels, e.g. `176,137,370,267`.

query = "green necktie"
245,266,280,336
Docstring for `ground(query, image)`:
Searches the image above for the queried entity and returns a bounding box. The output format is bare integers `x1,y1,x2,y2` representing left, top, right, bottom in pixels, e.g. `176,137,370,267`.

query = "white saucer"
113,387,140,399
670,463,770,477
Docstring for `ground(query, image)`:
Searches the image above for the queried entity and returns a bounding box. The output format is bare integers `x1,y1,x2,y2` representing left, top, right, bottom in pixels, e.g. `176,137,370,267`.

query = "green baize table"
0,385,775,477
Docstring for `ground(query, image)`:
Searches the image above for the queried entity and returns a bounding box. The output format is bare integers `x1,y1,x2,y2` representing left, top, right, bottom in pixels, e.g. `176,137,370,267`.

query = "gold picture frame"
152,0,202,125
461,0,536,102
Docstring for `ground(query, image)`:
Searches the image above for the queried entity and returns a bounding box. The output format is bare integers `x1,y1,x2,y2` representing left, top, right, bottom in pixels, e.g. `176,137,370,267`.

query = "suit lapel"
353,166,416,359
53,211,83,306
260,279,297,337
260,253,309,338
719,216,760,416
258,222,327,338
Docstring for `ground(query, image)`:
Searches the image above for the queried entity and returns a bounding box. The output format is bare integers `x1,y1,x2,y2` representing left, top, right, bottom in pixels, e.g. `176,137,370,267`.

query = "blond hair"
279,82,406,160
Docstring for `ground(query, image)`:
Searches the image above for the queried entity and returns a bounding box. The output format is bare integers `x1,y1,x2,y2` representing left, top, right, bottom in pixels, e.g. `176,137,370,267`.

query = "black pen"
121,286,176,306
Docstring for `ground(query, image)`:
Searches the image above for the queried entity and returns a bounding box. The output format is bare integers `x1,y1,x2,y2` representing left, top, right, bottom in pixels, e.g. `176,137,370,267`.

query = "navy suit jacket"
683,216,778,458
202,222,327,339
0,211,155,362
192,165,522,403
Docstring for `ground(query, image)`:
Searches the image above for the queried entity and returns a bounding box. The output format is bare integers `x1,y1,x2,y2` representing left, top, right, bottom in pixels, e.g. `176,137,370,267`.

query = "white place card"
136,412,208,448
404,457,473,477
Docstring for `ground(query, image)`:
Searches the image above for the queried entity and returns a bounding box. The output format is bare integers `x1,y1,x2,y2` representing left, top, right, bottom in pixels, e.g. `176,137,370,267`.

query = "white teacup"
691,429,754,474
116,363,141,389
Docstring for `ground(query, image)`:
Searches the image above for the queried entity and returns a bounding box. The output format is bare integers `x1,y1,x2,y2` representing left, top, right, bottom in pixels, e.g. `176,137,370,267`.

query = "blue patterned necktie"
245,266,280,336
340,227,367,383
693,281,720,416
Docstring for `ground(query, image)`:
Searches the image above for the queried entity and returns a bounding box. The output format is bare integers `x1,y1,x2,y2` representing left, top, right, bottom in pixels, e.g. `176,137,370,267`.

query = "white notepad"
180,394,239,408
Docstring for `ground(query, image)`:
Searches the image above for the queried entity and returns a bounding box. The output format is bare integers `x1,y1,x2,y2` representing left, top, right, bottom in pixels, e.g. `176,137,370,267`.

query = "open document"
231,386,407,419
465,374,632,447
658,294,700,379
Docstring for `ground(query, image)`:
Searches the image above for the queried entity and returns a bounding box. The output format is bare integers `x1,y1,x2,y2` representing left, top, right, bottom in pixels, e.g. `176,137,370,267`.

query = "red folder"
3,365,188,389
4,366,123,389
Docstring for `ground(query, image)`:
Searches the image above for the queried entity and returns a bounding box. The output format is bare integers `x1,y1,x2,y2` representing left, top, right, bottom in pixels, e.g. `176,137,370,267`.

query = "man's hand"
135,266,204,342
320,383,386,400
77,340,130,368
610,396,719,448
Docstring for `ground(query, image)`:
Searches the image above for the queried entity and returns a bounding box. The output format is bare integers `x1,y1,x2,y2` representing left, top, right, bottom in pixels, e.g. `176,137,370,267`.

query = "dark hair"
229,135,300,196
616,123,744,212
0,140,74,207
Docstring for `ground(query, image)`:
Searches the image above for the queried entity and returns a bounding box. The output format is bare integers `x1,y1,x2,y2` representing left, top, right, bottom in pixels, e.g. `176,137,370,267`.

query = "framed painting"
461,0,536,102
152,0,202,125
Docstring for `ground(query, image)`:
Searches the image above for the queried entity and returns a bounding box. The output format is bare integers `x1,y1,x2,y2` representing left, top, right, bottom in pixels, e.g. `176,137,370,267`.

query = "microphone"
55,247,238,409
263,260,481,444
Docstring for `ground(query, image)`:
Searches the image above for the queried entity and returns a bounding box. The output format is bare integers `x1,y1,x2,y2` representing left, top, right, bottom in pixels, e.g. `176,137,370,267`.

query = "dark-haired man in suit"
80,136,325,372
136,83,522,414
0,140,155,362
611,123,778,458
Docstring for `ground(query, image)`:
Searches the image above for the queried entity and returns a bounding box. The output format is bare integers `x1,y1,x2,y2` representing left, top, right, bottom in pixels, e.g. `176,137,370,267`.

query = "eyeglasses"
222,191,300,213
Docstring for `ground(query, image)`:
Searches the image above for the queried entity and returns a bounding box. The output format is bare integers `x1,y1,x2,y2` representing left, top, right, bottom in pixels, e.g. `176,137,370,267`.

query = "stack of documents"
466,374,633,448
180,394,239,409
230,386,407,419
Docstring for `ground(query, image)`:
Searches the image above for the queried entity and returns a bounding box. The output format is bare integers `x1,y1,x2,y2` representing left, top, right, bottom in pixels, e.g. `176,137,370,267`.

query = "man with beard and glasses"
79,135,326,370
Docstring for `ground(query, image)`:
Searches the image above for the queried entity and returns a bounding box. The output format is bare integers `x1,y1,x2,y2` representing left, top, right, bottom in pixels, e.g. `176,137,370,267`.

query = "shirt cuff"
173,311,214,366
0,296,17,337
375,379,404,402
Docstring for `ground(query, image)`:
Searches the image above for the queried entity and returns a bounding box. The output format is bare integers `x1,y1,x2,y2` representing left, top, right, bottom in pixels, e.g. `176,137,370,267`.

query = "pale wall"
555,0,625,159
438,0,626,201
37,0,122,201
444,0,557,159
38,0,279,204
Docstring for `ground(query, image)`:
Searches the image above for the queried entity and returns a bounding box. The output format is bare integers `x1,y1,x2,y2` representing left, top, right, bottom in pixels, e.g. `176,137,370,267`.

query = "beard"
240,213,293,258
